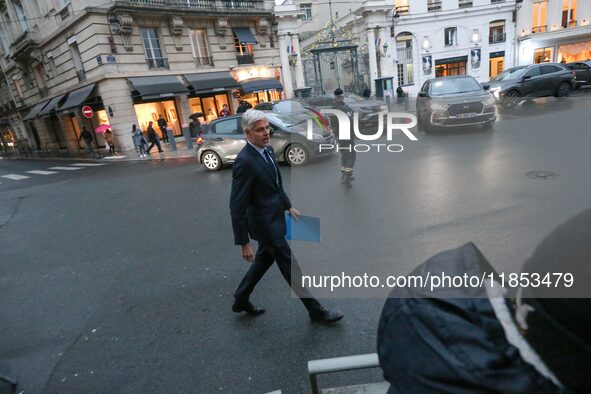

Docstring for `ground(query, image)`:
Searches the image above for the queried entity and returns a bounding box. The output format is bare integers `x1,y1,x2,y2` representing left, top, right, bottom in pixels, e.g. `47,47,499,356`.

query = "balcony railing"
427,1,442,12
147,57,169,69
126,0,263,10
224,0,253,8
236,53,254,65
195,56,214,67
532,25,547,33
395,5,409,15
459,0,473,8
489,33,506,44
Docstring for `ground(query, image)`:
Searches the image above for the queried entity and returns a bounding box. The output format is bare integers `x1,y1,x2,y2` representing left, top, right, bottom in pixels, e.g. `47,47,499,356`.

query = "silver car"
196,113,335,171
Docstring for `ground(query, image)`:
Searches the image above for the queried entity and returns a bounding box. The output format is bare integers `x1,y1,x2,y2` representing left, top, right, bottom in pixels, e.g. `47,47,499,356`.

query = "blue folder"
285,213,320,243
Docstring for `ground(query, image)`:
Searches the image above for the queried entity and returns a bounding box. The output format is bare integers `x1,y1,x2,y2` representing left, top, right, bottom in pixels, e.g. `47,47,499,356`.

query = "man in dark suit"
230,109,343,324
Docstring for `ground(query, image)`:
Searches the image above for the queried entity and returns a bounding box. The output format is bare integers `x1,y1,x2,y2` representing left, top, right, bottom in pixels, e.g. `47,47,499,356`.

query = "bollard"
167,128,177,151
182,124,193,150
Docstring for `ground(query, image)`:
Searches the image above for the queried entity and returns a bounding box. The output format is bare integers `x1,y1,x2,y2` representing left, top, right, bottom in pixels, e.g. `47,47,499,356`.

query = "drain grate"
526,171,556,179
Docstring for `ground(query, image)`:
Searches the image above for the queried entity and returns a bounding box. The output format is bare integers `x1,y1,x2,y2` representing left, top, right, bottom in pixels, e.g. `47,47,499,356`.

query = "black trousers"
146,139,162,153
341,150,356,169
234,238,321,313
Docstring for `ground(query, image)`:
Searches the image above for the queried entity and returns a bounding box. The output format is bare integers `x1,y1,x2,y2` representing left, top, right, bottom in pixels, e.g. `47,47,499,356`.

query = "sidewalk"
0,137,197,162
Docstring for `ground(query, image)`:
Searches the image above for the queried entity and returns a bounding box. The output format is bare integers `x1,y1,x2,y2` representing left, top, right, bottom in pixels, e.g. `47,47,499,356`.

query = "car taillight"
197,136,204,145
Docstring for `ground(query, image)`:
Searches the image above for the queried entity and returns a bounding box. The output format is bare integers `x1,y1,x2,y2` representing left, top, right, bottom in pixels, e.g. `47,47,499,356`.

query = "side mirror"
418,91,428,98
482,84,490,91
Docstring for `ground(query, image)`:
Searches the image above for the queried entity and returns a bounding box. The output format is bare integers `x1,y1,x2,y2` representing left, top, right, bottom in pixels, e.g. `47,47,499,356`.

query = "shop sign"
81,105,93,118
96,56,103,65
212,88,225,92
107,54,116,64
159,93,174,98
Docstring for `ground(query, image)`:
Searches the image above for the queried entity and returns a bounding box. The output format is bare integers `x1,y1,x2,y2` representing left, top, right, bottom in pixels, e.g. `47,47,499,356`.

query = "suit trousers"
234,238,321,313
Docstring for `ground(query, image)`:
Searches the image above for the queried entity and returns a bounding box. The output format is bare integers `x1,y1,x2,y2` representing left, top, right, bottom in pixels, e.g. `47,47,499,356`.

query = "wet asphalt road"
1,91,591,393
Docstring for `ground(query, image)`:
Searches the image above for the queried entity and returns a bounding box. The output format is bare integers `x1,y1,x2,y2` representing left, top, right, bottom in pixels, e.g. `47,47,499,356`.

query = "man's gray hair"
241,109,268,132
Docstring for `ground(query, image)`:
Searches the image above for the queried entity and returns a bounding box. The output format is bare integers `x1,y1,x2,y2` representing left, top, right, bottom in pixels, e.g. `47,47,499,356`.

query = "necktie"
263,149,277,179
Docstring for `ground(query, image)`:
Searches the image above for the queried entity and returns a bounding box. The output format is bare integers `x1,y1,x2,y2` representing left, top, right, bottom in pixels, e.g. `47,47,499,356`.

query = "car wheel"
556,82,571,97
201,151,222,171
285,144,308,166
418,112,434,133
502,90,520,108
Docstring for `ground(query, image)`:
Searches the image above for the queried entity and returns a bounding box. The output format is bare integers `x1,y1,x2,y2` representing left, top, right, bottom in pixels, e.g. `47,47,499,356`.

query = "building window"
12,77,23,99
489,20,506,44
300,3,312,21
532,0,548,33
12,0,29,33
428,0,442,12
562,0,577,28
458,0,473,8
444,27,457,46
69,41,86,81
534,47,554,63
189,29,213,66
435,61,467,77
0,27,9,55
395,0,409,15
141,27,168,69
234,33,254,65
396,32,414,86
491,0,505,3
32,64,47,95
489,52,505,78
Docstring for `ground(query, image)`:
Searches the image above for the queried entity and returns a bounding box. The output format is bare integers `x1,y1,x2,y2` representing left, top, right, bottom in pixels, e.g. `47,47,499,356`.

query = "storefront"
231,66,283,107
184,72,240,123
557,40,591,63
489,51,505,78
519,27,591,65
435,56,468,77
128,76,189,137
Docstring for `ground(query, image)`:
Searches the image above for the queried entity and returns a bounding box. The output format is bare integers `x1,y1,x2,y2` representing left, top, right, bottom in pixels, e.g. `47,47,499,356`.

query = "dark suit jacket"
230,143,291,245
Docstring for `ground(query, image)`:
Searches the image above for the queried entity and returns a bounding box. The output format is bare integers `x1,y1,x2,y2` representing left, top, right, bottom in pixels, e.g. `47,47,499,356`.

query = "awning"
37,94,66,116
23,100,50,121
239,78,283,93
58,83,96,111
233,27,257,44
184,72,240,93
128,76,189,100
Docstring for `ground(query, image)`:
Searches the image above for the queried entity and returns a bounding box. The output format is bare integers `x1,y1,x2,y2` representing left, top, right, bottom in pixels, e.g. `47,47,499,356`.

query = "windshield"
273,100,305,114
491,67,527,81
430,78,482,95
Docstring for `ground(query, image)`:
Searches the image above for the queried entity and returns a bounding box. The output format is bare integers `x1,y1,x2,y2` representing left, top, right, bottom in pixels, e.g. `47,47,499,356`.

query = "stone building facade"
0,0,283,153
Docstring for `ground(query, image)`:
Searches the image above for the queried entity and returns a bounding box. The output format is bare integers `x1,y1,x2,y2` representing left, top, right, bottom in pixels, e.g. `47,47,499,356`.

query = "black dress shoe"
309,307,344,324
232,302,265,315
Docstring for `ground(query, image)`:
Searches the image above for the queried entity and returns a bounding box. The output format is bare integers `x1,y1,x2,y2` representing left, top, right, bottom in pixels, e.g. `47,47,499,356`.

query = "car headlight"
489,87,501,98
483,96,496,106
430,102,449,111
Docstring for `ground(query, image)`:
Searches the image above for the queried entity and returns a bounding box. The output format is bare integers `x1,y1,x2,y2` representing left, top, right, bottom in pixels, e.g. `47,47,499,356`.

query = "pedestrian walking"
362,84,371,98
332,88,356,188
146,121,163,154
229,109,344,324
131,124,147,158
157,114,169,143
189,118,202,139
79,127,94,154
219,104,231,118
104,129,116,156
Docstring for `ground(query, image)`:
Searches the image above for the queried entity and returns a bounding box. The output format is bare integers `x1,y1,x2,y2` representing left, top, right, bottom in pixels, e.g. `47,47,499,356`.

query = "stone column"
278,33,294,99
367,27,378,96
97,78,137,151
291,34,305,89
178,95,193,149
378,27,392,78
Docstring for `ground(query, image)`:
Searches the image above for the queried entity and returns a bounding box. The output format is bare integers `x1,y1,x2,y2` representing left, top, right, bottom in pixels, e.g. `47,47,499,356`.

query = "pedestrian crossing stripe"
26,170,58,175
2,174,31,180
72,163,110,167
48,166,84,170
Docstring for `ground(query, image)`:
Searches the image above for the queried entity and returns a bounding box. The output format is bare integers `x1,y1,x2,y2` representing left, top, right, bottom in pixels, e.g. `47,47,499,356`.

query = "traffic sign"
82,105,93,118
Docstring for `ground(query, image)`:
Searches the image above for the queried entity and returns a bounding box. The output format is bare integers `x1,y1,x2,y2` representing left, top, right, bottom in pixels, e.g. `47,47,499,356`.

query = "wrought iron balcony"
532,25,547,34
122,0,264,10
459,0,473,8
223,0,254,8
395,5,409,15
236,53,254,65
562,20,577,29
147,57,169,69
195,56,214,67
489,33,506,44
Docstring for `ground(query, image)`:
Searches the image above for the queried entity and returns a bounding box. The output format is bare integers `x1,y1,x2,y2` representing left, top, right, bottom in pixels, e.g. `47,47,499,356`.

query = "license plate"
456,113,477,119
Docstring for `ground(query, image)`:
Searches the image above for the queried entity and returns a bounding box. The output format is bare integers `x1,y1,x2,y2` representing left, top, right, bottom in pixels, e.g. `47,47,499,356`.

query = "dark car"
485,63,576,107
305,92,387,131
416,75,496,132
565,60,591,89
196,113,335,171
